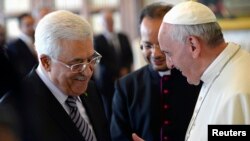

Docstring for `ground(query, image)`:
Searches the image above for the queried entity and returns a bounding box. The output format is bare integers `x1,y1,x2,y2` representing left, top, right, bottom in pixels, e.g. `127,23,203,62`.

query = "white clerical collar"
158,70,171,77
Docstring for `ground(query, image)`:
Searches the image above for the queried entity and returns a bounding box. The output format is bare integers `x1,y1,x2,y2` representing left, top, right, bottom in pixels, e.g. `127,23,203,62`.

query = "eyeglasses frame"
51,51,102,73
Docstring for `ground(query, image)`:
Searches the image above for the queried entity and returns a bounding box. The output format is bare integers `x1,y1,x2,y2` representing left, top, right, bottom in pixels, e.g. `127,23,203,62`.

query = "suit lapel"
28,70,85,141
45,93,84,140
79,81,110,140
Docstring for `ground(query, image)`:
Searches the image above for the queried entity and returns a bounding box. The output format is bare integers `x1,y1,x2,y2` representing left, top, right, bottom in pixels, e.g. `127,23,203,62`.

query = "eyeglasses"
51,51,102,73
140,42,160,50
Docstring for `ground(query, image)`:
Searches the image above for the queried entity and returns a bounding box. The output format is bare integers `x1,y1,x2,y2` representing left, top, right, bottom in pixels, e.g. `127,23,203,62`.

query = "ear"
40,55,51,71
187,35,201,59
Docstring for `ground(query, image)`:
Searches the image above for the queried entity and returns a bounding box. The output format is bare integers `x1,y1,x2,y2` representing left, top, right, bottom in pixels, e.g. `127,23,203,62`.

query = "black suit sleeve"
110,79,133,141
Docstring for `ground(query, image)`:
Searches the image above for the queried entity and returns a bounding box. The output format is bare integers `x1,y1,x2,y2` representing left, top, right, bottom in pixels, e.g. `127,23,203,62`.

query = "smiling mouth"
152,59,165,65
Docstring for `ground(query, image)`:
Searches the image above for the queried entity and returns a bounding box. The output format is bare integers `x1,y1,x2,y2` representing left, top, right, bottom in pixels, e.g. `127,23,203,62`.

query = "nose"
166,57,174,69
151,45,162,57
80,64,93,76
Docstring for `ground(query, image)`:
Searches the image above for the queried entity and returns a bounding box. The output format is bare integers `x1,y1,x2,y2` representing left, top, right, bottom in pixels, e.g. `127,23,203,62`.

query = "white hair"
35,10,93,58
168,22,224,47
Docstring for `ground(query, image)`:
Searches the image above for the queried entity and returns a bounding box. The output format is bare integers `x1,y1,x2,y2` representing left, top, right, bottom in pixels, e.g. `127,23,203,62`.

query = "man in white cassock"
133,1,250,141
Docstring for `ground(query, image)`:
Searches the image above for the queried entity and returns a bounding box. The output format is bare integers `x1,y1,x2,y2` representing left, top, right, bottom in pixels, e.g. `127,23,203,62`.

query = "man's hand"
132,133,144,141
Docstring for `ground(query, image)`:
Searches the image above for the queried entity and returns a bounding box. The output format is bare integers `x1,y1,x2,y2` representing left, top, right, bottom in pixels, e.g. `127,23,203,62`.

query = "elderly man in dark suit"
111,3,201,141
94,9,133,122
1,10,110,141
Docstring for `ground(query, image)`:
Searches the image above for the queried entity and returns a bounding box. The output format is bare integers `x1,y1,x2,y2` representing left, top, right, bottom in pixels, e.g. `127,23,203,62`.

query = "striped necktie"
66,96,96,141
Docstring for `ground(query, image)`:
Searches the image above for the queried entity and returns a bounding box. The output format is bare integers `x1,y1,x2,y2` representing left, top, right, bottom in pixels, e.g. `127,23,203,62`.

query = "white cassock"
186,42,250,141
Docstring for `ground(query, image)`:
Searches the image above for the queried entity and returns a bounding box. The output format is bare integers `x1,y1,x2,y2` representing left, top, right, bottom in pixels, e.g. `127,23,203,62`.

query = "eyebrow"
141,41,152,44
68,52,96,64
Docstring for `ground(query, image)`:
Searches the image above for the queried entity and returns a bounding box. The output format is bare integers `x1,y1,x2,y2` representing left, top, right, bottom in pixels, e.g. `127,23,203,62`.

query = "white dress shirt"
19,32,36,56
104,32,121,54
36,66,97,139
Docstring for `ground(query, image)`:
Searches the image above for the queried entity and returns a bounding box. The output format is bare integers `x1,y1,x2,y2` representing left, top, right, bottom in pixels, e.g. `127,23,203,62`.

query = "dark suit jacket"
7,38,37,79
94,33,133,121
1,68,111,141
0,46,19,97
111,65,201,141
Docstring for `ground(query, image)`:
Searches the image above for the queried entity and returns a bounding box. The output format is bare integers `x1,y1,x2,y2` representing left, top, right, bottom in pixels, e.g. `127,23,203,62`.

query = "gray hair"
168,22,224,47
35,10,93,58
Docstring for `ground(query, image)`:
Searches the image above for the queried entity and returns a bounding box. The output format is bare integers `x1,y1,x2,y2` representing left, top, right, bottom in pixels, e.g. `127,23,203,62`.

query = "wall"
223,30,250,52
148,0,250,52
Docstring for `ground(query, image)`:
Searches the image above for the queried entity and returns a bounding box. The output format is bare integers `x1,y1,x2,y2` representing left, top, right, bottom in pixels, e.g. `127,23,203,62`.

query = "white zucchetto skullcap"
163,1,217,25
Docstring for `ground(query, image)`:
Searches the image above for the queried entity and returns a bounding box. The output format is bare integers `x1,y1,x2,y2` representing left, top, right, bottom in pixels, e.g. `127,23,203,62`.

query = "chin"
187,78,200,86
152,65,168,71
78,89,87,95
72,87,87,96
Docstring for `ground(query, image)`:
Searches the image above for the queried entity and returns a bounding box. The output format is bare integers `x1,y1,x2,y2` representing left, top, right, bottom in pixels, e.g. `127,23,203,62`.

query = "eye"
71,63,84,72
163,51,172,57
141,43,152,50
